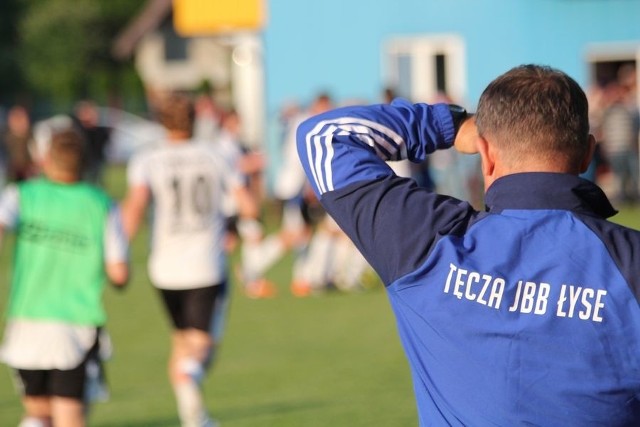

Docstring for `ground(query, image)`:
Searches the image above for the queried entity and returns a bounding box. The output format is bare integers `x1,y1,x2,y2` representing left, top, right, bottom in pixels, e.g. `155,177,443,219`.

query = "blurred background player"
73,100,112,187
0,127,129,427
242,93,333,297
121,92,259,427
208,108,266,253
192,92,222,142
1,105,35,183
599,67,640,204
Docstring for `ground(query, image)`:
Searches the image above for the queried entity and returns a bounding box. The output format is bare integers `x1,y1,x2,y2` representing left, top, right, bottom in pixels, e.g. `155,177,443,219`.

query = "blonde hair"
48,129,85,176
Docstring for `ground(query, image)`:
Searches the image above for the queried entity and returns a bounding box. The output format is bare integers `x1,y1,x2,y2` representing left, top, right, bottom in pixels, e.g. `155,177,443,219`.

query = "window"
383,35,466,104
585,41,640,106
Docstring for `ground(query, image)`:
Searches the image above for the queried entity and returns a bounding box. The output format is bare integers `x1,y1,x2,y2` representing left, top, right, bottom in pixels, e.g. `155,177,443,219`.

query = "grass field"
0,165,639,426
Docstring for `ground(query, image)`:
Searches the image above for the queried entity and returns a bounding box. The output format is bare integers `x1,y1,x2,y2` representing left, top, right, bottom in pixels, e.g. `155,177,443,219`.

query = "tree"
21,0,102,103
0,0,26,105
17,0,146,113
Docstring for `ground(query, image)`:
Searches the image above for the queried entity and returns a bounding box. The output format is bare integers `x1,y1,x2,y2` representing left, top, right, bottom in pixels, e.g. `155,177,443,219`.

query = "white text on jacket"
443,263,606,322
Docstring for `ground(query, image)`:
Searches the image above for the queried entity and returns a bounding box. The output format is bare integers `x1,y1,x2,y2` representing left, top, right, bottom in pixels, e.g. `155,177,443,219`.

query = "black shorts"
225,214,239,236
159,282,228,332
16,332,102,400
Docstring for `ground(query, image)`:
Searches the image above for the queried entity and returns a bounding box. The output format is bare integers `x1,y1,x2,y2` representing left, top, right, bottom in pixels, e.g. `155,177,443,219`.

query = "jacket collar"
484,172,617,219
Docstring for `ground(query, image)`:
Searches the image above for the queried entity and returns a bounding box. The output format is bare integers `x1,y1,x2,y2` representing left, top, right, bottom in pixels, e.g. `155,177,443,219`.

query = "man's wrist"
448,104,468,134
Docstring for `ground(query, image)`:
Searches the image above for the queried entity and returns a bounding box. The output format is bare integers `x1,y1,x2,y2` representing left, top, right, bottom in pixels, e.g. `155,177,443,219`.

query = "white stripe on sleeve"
303,117,406,195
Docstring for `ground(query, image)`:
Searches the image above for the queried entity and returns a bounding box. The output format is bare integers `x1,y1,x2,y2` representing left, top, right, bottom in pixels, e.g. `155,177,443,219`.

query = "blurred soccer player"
121,92,258,427
243,93,334,297
0,127,129,427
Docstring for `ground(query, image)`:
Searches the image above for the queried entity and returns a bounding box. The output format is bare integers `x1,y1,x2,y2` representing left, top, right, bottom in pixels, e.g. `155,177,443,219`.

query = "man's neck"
484,159,579,192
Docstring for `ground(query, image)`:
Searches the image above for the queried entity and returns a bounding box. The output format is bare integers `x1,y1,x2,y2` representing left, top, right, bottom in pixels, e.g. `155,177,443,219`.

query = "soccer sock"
18,417,50,427
174,358,211,427
333,238,369,291
296,230,334,289
241,234,285,282
174,381,210,427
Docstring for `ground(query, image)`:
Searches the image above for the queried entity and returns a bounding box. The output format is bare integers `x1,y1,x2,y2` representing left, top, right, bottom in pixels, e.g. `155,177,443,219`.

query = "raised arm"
296,99,456,198
296,99,477,285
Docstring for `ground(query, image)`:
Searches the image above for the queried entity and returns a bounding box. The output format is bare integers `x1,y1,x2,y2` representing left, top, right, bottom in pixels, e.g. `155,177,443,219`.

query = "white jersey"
213,130,244,171
128,141,241,289
207,130,245,217
273,113,310,200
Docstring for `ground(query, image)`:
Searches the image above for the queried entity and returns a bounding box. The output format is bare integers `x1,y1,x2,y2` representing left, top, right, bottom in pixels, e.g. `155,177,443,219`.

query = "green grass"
1,166,639,426
0,165,415,426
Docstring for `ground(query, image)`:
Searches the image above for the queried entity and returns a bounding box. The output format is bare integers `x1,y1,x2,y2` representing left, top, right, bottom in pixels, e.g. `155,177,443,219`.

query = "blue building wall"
263,0,640,113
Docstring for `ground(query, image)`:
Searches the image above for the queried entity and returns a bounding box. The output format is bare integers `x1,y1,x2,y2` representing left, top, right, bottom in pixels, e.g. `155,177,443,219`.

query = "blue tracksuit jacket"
296,99,640,426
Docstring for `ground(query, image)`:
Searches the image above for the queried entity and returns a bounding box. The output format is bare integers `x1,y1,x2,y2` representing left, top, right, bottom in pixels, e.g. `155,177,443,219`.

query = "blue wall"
263,0,640,113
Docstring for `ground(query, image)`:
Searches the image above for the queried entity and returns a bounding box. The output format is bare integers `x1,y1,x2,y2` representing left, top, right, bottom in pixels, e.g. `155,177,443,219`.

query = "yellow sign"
173,0,265,36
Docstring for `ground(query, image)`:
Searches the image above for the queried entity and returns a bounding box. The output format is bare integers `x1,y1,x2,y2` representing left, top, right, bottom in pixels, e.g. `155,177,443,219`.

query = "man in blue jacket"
296,64,640,426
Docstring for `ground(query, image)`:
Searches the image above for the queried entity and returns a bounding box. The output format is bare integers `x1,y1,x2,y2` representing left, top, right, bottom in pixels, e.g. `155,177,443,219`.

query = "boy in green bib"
0,126,129,427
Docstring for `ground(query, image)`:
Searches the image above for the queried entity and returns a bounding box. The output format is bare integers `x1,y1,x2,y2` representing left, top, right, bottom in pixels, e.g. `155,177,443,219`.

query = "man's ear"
580,134,597,174
477,135,495,177
477,135,500,191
